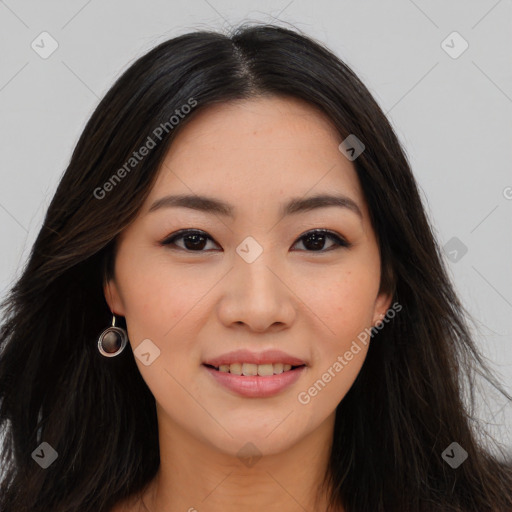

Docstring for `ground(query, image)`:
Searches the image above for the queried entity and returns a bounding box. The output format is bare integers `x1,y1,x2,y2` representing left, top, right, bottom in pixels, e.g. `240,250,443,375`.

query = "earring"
98,314,128,357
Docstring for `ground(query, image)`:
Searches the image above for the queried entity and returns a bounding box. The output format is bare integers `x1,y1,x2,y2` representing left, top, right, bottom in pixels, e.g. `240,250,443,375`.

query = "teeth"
215,362,299,375
242,363,258,376
229,363,242,375
273,363,284,374
257,364,273,376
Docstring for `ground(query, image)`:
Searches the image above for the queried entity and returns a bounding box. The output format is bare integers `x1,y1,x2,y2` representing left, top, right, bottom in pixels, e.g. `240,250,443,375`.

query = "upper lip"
203,349,307,367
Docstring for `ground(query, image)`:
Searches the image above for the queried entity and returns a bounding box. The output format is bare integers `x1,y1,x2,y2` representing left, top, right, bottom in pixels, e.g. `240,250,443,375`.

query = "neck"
138,409,338,512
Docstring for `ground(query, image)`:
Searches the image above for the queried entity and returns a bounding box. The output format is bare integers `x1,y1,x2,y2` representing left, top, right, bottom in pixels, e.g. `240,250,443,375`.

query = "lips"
203,363,306,398
202,349,308,397
202,349,307,368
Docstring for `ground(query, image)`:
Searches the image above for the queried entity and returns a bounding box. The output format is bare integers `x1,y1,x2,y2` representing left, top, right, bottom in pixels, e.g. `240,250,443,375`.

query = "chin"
198,421,305,459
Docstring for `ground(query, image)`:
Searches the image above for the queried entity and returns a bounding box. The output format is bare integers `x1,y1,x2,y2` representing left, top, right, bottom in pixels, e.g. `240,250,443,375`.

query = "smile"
205,362,305,376
202,363,306,398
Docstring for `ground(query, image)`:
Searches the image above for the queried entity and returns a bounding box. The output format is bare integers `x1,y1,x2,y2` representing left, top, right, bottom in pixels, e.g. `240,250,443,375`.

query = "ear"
372,290,393,327
103,279,126,316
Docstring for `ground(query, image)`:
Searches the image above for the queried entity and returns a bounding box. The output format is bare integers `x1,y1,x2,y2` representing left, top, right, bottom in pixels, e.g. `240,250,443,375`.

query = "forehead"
145,95,365,217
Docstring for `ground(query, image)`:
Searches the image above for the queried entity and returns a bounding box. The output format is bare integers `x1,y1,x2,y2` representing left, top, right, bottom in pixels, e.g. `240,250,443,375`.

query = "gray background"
1,1,511,451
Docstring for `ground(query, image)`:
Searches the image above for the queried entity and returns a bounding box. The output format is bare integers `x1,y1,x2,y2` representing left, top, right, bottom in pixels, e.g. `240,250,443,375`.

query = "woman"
0,23,511,512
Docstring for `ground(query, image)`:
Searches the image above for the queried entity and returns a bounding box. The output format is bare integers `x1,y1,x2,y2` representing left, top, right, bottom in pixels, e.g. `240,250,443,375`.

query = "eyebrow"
148,193,362,219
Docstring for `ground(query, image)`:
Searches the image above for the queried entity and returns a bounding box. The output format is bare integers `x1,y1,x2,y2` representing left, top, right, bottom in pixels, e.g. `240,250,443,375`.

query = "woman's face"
106,95,391,457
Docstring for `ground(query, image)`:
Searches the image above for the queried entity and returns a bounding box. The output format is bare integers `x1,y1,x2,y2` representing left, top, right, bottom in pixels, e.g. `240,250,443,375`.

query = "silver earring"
98,314,128,357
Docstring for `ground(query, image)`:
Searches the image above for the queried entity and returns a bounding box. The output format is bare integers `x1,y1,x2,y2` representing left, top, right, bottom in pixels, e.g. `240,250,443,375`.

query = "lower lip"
203,365,306,398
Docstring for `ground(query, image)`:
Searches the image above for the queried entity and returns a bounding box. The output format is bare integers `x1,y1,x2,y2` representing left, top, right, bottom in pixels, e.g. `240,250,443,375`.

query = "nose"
216,247,297,333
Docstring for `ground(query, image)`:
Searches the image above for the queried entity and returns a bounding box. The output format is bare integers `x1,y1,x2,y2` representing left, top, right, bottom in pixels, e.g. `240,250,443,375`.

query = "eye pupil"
184,233,207,250
302,232,326,251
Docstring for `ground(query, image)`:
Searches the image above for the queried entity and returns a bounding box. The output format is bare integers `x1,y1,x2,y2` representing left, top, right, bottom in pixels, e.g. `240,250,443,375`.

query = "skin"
106,95,391,512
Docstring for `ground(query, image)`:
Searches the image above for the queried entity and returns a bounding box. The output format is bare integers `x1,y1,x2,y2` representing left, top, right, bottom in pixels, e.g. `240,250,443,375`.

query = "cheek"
300,258,379,401
113,250,205,400
114,246,198,343
310,262,380,340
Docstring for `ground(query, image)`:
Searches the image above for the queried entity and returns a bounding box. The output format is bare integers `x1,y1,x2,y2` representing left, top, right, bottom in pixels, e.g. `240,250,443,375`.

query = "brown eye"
292,230,350,252
160,230,219,251
160,229,350,253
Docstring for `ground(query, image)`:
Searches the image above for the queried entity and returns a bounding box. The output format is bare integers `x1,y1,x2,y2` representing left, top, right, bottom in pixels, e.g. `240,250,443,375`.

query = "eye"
291,229,351,252
160,229,350,252
160,229,219,252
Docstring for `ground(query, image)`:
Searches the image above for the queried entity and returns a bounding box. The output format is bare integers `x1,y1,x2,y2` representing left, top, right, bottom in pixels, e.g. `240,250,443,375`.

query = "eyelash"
159,229,351,253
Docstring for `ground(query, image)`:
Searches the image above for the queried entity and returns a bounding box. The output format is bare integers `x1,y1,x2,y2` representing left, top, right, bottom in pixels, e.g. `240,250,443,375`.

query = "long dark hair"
1,23,511,512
